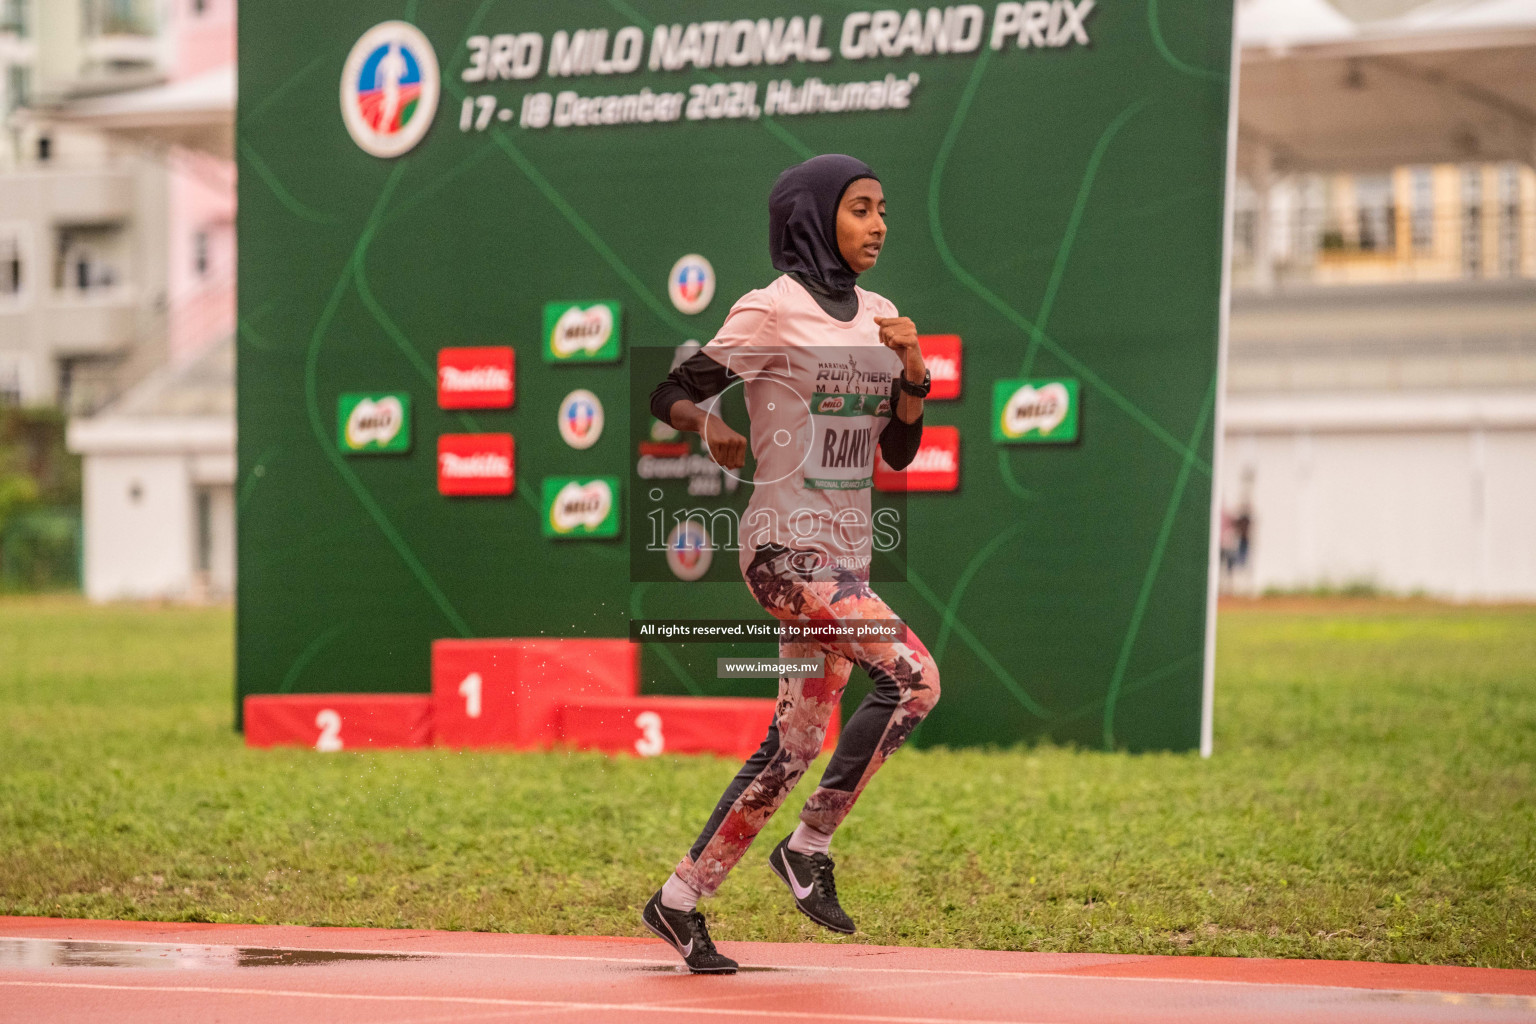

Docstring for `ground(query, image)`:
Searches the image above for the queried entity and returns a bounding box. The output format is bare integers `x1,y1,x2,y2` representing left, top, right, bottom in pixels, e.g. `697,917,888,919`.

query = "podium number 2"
315,709,343,752
635,711,665,757
459,672,483,719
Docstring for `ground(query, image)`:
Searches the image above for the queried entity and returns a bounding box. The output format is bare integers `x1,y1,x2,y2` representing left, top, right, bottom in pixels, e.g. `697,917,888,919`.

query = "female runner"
642,154,940,974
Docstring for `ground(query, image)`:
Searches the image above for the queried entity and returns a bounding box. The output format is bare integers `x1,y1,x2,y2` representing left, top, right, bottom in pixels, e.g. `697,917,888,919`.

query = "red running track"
1,917,1533,1024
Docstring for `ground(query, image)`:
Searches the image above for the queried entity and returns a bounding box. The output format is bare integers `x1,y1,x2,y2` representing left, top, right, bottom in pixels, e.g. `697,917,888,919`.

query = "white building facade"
1217,0,1536,601
66,335,233,601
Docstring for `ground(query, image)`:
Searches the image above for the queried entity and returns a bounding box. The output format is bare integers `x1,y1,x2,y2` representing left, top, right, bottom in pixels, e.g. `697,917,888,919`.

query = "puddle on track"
0,938,428,970
633,963,783,974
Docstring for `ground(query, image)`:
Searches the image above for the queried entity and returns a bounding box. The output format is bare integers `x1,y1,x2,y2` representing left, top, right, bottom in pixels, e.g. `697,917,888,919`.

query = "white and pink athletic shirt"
696,273,912,578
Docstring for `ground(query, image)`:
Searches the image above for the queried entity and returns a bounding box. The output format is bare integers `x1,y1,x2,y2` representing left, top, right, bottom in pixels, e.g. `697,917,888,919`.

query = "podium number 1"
459,672,483,718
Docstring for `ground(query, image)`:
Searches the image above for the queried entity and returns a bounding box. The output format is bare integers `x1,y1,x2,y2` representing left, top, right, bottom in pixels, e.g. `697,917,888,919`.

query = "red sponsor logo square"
918,335,962,400
438,433,514,496
438,347,514,409
876,425,959,492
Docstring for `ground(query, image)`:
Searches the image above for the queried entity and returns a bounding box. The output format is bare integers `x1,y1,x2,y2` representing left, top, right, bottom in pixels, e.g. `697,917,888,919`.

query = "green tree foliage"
0,408,82,585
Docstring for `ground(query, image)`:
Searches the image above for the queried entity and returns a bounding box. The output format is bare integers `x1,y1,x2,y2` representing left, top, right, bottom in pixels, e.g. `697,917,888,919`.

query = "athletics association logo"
668,254,715,315
558,389,604,450
666,520,712,581
437,347,513,409
438,434,514,496
340,21,441,158
875,425,959,492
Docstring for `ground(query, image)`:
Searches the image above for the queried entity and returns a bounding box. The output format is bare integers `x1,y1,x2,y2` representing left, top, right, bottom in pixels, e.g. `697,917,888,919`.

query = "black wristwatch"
897,369,931,398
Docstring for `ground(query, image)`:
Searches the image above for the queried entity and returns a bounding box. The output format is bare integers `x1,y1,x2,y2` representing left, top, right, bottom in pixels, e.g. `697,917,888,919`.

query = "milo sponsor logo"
338,393,411,453
543,301,621,363
810,392,881,418
541,476,621,538
992,379,1079,444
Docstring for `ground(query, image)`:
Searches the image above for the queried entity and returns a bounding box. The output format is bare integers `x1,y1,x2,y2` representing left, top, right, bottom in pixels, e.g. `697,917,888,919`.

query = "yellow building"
1313,163,1536,284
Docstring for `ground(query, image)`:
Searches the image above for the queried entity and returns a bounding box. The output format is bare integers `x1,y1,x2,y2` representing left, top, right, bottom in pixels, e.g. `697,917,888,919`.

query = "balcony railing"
48,287,137,356
1231,207,1533,290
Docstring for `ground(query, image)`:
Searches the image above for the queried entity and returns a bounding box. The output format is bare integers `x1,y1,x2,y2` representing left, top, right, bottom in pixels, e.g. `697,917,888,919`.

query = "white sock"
660,873,701,913
787,821,833,856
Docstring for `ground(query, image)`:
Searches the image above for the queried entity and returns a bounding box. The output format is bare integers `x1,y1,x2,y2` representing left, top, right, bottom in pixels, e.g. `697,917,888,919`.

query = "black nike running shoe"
768,836,857,934
641,890,738,974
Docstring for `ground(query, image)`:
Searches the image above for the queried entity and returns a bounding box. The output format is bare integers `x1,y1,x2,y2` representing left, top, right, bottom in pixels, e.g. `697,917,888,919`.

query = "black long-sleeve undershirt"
648,351,924,471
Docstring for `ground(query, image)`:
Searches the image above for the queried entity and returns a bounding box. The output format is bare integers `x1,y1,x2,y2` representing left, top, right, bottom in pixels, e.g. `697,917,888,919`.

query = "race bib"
804,392,890,490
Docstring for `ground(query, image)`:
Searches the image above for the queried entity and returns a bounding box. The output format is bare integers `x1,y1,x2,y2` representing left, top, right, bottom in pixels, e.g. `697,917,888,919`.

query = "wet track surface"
2,917,1533,1024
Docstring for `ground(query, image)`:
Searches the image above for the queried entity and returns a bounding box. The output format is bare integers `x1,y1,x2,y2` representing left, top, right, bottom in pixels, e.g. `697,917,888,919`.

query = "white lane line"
2,936,1532,1006
0,979,1051,1024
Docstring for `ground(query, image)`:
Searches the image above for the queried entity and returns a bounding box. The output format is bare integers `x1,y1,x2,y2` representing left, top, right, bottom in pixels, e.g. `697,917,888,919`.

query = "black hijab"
768,154,879,317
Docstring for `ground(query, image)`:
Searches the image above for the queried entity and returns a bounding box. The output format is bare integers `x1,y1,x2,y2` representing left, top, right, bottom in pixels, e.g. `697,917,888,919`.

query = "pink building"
166,0,236,364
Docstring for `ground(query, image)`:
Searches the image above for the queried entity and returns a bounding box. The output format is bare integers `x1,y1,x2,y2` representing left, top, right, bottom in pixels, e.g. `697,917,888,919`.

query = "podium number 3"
459,672,483,718
635,711,665,757
315,709,343,752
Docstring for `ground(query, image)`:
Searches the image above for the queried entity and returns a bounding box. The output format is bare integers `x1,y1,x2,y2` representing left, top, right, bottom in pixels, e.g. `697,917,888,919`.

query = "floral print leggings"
675,545,942,897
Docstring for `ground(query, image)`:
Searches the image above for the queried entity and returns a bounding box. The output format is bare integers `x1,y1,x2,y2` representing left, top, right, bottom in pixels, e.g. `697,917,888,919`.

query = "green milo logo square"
337,393,411,453
542,301,622,363
541,476,621,538
992,379,1080,444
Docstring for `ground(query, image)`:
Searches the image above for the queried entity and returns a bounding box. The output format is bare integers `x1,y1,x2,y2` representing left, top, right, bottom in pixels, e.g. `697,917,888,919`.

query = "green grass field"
0,596,1532,968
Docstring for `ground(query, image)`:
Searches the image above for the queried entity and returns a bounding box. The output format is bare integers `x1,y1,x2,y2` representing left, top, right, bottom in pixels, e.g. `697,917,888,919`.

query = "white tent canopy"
1238,0,1359,51
1238,0,1536,172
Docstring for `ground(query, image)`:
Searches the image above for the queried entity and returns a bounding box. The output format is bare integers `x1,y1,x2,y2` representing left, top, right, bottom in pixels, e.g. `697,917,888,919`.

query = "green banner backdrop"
237,0,1234,751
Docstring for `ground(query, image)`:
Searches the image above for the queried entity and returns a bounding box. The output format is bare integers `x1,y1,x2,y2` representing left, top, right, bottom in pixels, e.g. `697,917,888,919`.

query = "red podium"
432,638,638,749
558,695,840,759
243,694,432,751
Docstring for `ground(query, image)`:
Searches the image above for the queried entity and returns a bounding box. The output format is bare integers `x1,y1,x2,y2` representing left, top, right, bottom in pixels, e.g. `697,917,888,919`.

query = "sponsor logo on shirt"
437,434,514,495
668,254,715,315
992,379,1080,443
543,301,621,363
338,393,411,453
438,347,513,409
814,353,894,390
558,389,604,449
918,335,962,400
542,476,621,538
875,425,960,492
804,389,890,490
